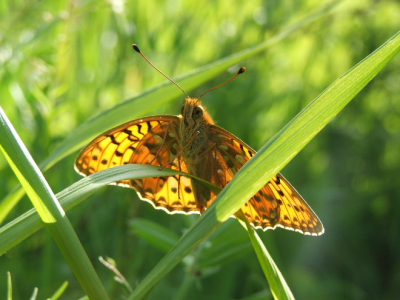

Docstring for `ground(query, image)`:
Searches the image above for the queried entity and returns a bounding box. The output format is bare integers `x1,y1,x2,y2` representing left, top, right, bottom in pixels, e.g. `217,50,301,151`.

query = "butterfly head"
180,97,214,126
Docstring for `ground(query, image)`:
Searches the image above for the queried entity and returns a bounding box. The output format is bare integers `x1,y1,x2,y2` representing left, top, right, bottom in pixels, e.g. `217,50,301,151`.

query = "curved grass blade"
29,287,38,300
0,108,110,300
0,164,217,256
237,210,294,300
48,281,69,300
127,30,400,300
7,272,12,300
129,219,180,253
0,1,337,224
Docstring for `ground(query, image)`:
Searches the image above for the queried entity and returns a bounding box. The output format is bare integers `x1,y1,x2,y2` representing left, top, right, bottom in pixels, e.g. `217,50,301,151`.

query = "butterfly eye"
192,106,204,119
181,104,185,115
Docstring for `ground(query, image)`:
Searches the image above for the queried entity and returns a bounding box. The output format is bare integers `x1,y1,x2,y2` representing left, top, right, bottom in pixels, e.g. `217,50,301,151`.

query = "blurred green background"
1,0,399,299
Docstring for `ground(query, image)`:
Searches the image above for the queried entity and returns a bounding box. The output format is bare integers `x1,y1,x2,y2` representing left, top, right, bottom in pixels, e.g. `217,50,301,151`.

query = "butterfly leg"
147,121,173,166
197,141,218,158
159,130,200,169
147,121,182,169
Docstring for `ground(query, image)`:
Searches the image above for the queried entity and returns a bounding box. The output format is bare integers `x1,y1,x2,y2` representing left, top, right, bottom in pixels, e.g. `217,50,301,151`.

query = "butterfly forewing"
75,116,200,214
209,125,324,236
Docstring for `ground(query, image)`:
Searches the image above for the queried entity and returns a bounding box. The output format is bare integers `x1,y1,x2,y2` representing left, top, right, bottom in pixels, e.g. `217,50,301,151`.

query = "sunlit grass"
1,0,400,299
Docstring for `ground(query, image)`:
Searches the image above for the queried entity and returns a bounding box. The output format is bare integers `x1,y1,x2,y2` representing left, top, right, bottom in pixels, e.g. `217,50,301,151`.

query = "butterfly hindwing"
209,125,324,236
75,116,199,214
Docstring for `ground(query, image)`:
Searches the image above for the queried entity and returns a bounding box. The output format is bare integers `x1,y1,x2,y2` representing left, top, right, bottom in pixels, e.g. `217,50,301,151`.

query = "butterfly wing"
75,116,199,214
208,125,324,236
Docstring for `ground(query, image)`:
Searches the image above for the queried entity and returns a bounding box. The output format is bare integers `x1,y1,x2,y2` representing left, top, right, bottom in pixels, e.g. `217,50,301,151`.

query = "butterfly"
75,45,324,236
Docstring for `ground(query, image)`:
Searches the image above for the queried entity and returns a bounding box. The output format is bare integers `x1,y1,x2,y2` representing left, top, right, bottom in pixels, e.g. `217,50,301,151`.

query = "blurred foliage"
0,0,399,299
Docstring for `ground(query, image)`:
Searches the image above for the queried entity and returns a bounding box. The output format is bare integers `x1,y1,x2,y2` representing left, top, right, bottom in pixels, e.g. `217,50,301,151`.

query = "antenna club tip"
132,44,141,53
238,67,246,74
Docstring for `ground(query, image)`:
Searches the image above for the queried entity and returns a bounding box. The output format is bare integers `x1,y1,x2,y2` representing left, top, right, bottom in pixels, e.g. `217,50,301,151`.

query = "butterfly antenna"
198,67,246,100
132,44,189,97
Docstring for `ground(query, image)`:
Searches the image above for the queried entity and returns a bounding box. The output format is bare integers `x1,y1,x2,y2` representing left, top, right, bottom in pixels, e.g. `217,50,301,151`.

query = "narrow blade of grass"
0,108,110,300
0,165,213,256
7,272,12,300
129,219,181,253
127,31,400,300
48,281,69,300
29,287,38,300
237,210,294,300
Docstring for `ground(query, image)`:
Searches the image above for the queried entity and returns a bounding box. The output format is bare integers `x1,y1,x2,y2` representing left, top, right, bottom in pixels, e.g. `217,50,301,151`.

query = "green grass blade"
7,272,12,300
48,281,69,300
0,145,55,223
240,290,272,300
126,30,400,300
29,287,38,300
212,30,400,224
174,275,197,300
248,231,293,300
0,187,30,226
0,108,110,300
129,219,181,253
197,222,253,269
237,212,294,300
199,240,252,270
0,165,207,256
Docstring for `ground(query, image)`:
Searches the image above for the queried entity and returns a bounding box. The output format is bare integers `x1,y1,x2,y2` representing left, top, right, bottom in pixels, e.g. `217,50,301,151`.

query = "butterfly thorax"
179,97,214,162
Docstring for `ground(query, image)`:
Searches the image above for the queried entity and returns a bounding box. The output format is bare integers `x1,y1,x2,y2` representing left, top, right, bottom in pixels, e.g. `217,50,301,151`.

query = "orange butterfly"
75,45,324,236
